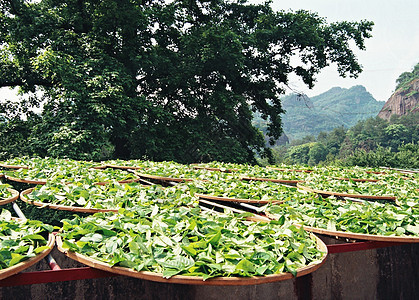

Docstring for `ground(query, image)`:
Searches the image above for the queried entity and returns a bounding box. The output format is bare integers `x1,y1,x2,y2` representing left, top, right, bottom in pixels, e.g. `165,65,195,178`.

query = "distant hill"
279,85,385,141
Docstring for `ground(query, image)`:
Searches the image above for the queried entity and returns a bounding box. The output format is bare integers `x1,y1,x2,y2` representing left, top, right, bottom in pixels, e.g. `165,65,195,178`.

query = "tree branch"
0,78,54,88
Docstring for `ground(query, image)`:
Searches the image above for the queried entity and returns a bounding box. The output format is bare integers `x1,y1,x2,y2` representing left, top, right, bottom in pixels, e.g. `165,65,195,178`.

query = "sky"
1,0,418,102
251,0,419,101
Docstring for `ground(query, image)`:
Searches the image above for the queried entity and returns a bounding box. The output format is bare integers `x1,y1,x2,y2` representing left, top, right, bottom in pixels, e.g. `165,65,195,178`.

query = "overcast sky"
254,0,419,101
1,0,418,102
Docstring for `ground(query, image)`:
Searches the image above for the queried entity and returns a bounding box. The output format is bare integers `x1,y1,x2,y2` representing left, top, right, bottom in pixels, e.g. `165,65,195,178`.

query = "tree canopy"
0,0,373,163
395,62,419,91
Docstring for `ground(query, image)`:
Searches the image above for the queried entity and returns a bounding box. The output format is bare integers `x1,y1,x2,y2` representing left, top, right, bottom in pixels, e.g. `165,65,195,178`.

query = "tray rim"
134,172,194,183
196,193,283,204
240,176,304,185
265,212,419,243
55,233,327,286
5,174,141,186
0,188,20,206
296,183,397,201
0,232,55,280
20,188,119,213
0,163,29,169
5,175,47,185
330,177,380,183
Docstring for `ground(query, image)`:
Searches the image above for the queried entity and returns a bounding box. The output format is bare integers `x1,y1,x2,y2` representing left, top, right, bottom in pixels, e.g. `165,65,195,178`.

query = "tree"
308,142,327,165
395,62,419,90
286,143,312,165
383,124,409,151
0,0,374,163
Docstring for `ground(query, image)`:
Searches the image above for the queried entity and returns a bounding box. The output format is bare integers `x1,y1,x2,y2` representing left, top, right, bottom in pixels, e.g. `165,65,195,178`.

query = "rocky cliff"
378,78,419,120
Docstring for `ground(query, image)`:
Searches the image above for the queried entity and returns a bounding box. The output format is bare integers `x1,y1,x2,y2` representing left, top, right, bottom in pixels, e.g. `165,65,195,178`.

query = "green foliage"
60,206,324,278
276,86,384,141
395,62,419,91
339,144,419,169
308,143,327,165
0,209,54,269
0,0,373,163
285,143,312,165
273,112,419,168
267,195,419,237
281,142,328,166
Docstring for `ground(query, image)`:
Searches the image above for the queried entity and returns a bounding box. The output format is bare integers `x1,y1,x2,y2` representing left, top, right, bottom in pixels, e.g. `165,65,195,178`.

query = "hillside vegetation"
395,62,419,91
253,85,385,142
269,111,419,168
281,86,384,140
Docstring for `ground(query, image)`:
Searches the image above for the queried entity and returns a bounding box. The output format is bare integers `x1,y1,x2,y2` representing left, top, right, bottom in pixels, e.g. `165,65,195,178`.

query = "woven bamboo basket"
0,188,20,206
195,193,283,205
0,232,55,280
20,188,119,213
56,233,327,286
296,183,397,201
265,212,419,243
241,176,303,185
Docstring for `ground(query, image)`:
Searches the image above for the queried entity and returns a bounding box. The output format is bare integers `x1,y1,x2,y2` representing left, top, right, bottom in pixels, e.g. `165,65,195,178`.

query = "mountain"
280,85,385,141
378,63,419,120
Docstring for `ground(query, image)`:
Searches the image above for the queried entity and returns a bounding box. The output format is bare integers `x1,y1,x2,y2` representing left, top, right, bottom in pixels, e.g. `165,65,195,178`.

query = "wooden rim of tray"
89,165,108,170
241,176,304,185
0,232,55,280
5,174,140,186
104,164,142,170
365,171,387,175
380,167,419,174
20,188,119,213
191,165,235,173
265,212,419,243
4,175,47,185
55,234,327,286
0,163,29,169
0,188,20,206
196,193,283,205
296,183,397,201
92,177,141,186
134,172,194,183
266,167,313,173
330,177,380,183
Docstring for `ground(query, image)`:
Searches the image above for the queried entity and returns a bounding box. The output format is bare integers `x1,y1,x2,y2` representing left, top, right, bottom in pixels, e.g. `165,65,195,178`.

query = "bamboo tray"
0,188,20,206
104,164,142,170
134,172,194,183
20,188,119,213
5,175,47,185
93,177,141,186
266,167,313,173
191,165,236,173
0,233,55,281
5,175,140,186
265,212,419,243
56,234,327,286
89,165,107,169
365,171,387,175
241,176,303,185
331,177,380,183
296,183,397,201
0,163,29,169
196,193,283,204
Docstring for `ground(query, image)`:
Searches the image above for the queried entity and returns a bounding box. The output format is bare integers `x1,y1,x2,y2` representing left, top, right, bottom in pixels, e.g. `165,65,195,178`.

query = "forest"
269,112,419,168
